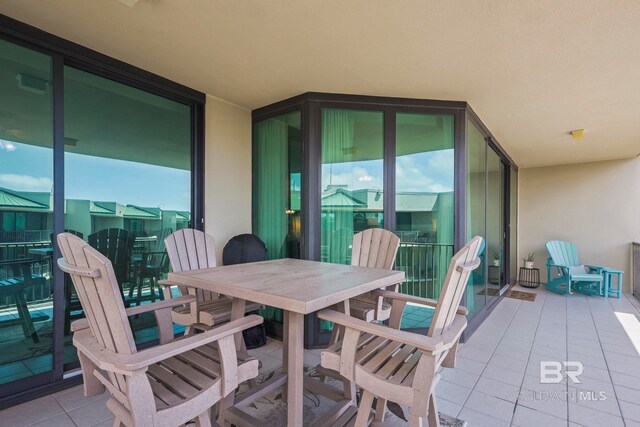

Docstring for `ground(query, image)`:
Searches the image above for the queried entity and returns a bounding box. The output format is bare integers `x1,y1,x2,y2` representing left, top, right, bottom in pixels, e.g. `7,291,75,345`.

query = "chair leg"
354,390,374,427
427,393,440,427
374,397,387,422
14,291,38,343
217,392,234,427
195,411,212,427
408,414,423,427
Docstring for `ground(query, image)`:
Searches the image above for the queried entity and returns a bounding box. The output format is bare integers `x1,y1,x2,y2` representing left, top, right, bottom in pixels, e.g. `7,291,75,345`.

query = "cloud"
322,165,383,191
396,150,454,192
0,174,53,192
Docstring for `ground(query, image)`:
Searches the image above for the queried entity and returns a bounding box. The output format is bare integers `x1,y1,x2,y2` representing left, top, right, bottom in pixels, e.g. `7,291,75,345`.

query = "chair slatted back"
351,228,400,270
88,228,135,286
165,229,218,301
57,233,135,395
428,236,483,337
546,240,580,267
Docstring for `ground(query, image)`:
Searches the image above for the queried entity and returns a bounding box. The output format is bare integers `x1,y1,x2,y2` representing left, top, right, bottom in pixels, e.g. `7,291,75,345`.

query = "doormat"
505,290,536,302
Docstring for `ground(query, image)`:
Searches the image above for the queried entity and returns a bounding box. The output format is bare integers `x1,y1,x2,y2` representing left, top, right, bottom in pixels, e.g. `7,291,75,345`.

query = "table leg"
230,298,247,351
284,311,304,427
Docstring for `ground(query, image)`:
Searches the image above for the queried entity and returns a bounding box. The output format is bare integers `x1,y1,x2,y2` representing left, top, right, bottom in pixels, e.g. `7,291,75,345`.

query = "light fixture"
64,137,79,147
285,209,296,215
0,140,16,152
570,129,585,141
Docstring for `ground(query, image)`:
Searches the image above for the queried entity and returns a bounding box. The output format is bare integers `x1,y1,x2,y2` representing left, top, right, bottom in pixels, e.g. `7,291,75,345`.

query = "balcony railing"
396,241,454,299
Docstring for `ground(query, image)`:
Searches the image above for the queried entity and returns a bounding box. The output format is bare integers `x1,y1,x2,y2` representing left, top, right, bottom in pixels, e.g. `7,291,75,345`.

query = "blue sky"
322,149,454,193
0,141,190,211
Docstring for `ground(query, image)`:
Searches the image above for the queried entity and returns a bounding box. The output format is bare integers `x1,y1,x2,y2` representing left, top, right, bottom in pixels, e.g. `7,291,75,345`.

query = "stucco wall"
203,96,252,264
519,157,640,292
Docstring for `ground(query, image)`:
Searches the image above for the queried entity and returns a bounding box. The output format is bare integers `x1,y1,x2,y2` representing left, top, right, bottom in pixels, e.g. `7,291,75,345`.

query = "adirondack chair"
131,228,173,306
546,240,605,295
88,228,136,305
316,236,482,427
55,229,84,335
346,228,402,324
160,229,262,334
57,232,261,427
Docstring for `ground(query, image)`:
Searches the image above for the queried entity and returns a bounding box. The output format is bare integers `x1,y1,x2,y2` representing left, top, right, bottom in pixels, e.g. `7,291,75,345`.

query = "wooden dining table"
168,257,404,427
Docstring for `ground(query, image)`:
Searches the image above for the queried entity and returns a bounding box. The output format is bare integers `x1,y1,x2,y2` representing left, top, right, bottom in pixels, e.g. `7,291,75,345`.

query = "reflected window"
0,38,54,384
63,66,192,364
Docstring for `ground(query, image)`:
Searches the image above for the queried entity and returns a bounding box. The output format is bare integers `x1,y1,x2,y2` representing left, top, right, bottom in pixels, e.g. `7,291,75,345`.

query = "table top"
168,258,405,314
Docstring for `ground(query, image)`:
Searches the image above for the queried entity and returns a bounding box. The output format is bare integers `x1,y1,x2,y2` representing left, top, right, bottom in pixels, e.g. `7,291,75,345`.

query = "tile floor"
2,285,640,426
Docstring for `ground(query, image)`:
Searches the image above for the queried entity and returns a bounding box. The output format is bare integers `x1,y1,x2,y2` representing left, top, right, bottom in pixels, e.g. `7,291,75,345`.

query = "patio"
3,284,640,426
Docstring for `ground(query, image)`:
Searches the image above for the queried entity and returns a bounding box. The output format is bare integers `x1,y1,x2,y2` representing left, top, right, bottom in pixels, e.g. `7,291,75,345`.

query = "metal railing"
0,230,51,244
633,242,640,299
396,241,455,299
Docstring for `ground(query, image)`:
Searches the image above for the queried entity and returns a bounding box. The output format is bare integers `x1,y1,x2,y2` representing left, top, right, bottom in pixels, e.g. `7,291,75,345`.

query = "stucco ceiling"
1,0,640,168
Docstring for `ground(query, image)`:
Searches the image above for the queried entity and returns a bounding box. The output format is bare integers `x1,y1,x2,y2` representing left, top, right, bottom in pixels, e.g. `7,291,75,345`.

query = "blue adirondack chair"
545,240,605,295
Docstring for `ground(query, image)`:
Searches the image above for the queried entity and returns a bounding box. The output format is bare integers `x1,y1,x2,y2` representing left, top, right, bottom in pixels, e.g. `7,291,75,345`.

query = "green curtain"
255,118,288,323
320,109,356,330
435,191,454,298
321,109,355,265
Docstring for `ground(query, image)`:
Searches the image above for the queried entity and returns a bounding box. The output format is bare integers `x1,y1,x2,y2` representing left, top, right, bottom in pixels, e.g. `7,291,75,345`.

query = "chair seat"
570,273,603,281
104,341,259,420
349,298,392,323
172,298,263,327
322,333,421,386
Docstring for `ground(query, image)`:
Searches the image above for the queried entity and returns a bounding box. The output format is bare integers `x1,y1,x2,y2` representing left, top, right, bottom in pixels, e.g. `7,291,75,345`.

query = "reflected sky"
0,140,190,211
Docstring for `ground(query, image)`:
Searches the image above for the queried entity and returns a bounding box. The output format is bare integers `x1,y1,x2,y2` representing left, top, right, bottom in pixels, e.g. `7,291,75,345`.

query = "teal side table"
602,268,623,298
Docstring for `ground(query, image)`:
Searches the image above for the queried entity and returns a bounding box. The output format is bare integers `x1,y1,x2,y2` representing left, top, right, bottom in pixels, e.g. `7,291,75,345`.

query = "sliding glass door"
0,38,54,388
62,66,193,368
466,118,509,320
486,146,507,305
0,24,203,402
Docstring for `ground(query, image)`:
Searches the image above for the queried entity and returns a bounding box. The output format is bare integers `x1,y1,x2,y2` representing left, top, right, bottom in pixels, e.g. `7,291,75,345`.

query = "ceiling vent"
16,73,49,94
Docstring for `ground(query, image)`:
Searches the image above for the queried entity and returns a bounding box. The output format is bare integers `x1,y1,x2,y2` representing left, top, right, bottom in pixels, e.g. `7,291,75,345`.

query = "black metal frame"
0,14,205,408
252,92,518,348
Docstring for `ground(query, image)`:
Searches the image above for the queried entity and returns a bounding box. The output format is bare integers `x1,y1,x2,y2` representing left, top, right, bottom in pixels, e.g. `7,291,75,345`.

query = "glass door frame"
463,110,516,338
0,14,205,408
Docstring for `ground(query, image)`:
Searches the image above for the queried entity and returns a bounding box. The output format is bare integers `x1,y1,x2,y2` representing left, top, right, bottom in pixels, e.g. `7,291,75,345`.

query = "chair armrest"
318,309,459,354
157,279,177,289
70,295,196,332
74,314,263,374
373,290,468,316
124,295,196,316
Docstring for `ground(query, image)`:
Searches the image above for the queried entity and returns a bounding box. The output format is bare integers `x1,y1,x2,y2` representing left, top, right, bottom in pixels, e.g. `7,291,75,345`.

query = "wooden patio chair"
347,228,401,323
316,236,482,426
88,228,136,305
160,229,262,334
131,227,173,306
57,232,261,427
546,240,606,295
327,228,401,347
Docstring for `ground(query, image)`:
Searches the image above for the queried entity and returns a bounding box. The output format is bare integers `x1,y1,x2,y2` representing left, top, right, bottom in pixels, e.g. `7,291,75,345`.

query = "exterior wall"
519,157,640,292
203,96,252,265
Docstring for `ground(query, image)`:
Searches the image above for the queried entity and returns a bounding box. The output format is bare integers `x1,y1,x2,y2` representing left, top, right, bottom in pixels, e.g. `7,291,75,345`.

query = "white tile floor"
3,285,640,426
